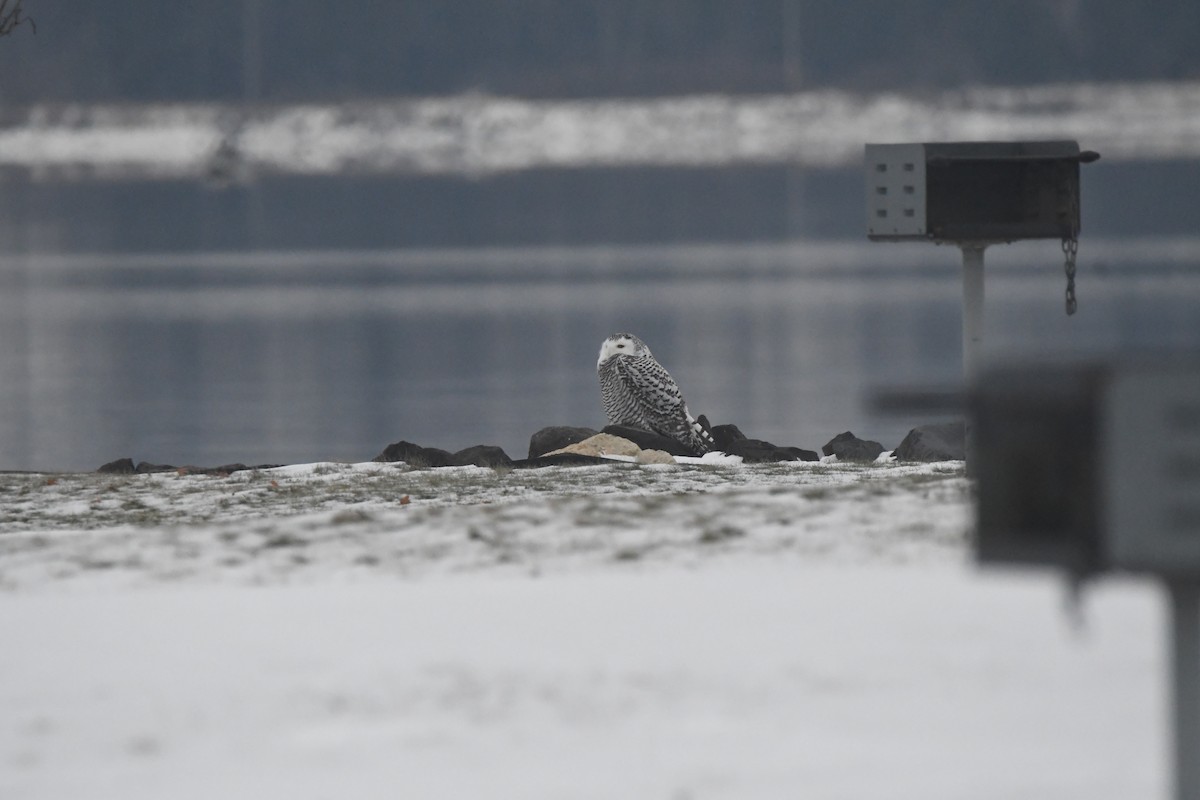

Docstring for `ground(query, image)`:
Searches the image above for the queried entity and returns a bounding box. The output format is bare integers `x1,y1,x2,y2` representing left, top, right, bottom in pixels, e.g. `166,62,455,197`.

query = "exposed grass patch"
261,532,307,549
698,525,746,544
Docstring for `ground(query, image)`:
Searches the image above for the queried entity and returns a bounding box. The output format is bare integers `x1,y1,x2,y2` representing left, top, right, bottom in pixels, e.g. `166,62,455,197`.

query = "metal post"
961,244,985,471
1170,579,1200,800
961,244,986,384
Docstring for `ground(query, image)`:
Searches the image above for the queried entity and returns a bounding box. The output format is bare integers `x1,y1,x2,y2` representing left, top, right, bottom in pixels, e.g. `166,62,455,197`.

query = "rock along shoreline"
93,421,965,476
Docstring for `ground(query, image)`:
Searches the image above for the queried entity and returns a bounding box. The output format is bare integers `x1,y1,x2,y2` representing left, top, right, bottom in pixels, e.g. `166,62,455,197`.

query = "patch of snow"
676,451,744,466
0,562,1163,799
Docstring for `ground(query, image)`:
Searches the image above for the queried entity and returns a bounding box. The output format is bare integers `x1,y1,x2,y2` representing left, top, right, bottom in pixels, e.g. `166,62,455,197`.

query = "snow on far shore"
2,80,1199,179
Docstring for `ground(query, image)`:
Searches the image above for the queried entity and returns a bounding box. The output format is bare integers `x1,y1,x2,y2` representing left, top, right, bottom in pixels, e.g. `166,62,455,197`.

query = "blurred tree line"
0,0,1198,104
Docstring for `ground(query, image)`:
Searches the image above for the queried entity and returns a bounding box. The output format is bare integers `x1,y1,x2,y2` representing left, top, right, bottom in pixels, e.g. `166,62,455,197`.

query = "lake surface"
4,81,1199,472
2,238,1197,472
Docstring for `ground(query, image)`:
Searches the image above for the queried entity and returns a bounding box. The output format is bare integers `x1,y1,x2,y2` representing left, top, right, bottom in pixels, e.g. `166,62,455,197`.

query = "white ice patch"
674,451,744,466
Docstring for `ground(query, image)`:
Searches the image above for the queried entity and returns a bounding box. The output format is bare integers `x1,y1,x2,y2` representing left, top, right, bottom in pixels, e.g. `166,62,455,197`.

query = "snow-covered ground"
0,459,1166,798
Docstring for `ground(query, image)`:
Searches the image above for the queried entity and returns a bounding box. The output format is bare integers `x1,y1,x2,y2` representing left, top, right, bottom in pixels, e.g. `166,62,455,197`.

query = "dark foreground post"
1171,580,1200,800
973,359,1200,799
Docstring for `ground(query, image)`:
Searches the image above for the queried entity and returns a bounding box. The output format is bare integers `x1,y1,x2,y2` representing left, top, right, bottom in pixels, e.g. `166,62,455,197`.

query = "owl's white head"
597,332,652,368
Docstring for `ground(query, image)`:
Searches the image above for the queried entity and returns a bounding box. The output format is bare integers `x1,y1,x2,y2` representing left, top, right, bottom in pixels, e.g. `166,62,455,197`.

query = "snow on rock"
675,451,745,466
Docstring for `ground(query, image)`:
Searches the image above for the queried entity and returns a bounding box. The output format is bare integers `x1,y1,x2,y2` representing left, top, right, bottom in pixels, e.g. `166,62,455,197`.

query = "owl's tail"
683,408,716,455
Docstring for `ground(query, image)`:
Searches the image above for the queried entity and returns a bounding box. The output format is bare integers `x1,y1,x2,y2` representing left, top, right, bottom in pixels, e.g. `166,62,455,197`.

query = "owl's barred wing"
614,356,686,413
611,355,713,454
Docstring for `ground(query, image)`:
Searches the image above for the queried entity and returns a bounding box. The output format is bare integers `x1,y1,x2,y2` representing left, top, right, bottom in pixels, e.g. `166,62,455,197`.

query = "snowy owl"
596,332,714,455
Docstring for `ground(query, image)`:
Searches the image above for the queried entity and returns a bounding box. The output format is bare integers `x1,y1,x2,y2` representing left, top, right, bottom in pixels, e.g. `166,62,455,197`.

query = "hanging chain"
1062,236,1078,316
1062,185,1080,316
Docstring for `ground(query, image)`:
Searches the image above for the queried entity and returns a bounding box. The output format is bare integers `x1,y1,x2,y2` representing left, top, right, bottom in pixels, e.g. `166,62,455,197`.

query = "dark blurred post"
780,0,803,87
961,244,985,468
0,0,34,37
242,0,262,102
973,361,1200,800
781,0,805,239
242,0,265,247
1170,580,1200,800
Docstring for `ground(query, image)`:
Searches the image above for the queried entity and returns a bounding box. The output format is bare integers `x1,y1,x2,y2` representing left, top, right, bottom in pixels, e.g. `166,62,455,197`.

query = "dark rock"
374,440,454,467
724,439,780,462
511,453,614,469
778,446,821,462
135,462,177,474
178,463,251,476
97,457,136,474
700,422,818,462
601,425,697,457
450,445,514,468
726,438,816,463
528,425,598,459
894,421,966,462
822,431,885,463
105,460,278,476
710,423,748,452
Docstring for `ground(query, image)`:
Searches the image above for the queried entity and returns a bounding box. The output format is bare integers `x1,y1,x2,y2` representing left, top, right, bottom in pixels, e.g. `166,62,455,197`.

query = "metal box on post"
866,140,1100,463
865,143,927,238
866,140,1091,244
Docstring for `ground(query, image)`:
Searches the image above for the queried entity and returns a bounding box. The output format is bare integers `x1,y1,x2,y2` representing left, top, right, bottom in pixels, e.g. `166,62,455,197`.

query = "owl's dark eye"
616,343,625,348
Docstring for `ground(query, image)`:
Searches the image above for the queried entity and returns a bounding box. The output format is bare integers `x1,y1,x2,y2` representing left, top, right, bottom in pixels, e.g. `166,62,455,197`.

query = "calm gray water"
1,239,1197,472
